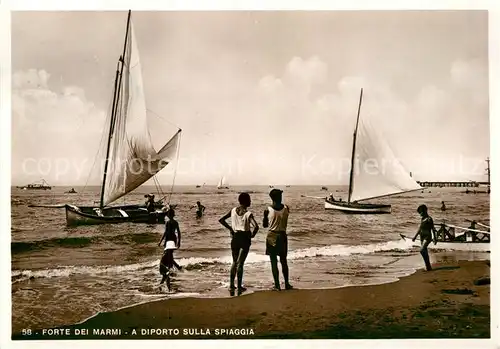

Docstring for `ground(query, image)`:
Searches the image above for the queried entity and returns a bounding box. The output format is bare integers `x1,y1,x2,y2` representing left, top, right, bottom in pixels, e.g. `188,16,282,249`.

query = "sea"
11,185,490,333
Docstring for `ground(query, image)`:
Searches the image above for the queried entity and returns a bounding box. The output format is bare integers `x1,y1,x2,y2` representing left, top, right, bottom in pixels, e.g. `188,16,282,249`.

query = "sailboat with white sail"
217,176,229,189
325,88,422,214
65,11,182,226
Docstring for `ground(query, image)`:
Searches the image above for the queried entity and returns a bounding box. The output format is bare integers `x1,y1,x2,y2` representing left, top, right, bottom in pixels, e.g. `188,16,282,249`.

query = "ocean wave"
17,239,485,283
287,239,415,259
12,238,488,282
190,228,222,234
11,239,415,282
11,198,28,206
11,227,36,233
11,232,159,254
11,259,160,283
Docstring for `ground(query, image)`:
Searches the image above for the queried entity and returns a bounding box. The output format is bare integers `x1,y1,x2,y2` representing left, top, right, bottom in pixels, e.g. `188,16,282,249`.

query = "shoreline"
11,253,423,334
12,260,490,340
73,269,418,327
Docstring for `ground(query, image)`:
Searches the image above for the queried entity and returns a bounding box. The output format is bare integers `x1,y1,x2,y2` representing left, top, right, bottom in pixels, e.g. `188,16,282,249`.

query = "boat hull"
324,199,391,214
16,186,51,190
409,240,490,252
65,204,167,227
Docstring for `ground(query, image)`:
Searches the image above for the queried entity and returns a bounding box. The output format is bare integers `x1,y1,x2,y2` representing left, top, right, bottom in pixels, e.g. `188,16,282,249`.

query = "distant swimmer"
263,189,293,291
191,201,206,218
440,201,446,211
219,193,259,296
412,204,437,271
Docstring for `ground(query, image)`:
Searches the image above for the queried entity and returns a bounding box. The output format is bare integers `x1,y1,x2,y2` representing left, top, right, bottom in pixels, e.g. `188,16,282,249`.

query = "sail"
103,21,181,206
350,116,421,202
217,176,228,188
217,176,225,188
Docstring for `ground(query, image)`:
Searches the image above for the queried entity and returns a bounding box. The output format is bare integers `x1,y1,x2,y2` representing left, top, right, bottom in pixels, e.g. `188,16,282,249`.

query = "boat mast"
99,10,132,208
486,157,490,185
347,88,363,204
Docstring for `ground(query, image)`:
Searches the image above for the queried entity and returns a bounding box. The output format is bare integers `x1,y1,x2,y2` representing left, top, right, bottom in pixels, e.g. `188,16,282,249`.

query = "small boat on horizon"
16,179,51,190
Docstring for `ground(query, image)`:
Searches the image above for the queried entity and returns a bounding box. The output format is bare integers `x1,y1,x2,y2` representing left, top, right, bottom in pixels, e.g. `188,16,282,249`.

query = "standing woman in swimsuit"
219,192,259,295
263,189,293,291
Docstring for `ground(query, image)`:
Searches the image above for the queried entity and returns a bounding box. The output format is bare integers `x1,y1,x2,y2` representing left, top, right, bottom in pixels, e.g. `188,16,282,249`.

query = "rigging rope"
153,175,166,199
147,108,182,130
167,130,182,205
145,107,182,206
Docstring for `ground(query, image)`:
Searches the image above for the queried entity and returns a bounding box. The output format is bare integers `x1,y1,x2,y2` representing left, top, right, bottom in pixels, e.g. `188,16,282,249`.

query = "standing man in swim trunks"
263,189,293,290
219,193,259,296
412,204,437,271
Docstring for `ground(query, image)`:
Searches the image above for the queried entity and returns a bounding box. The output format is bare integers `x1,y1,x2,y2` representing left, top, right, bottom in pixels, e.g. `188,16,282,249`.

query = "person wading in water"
412,204,437,271
219,193,259,296
263,189,293,291
158,208,182,290
191,201,206,218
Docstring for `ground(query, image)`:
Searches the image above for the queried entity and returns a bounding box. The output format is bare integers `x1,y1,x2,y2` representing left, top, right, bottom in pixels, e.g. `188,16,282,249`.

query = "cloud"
251,56,489,182
12,69,107,184
285,56,327,87
11,55,489,186
12,69,50,89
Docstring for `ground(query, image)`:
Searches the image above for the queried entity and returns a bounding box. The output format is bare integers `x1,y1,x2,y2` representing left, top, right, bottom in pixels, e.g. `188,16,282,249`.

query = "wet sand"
13,260,490,340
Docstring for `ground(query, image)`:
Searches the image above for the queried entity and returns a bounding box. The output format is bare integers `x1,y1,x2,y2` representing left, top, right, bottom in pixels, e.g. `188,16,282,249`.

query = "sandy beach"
12,259,490,340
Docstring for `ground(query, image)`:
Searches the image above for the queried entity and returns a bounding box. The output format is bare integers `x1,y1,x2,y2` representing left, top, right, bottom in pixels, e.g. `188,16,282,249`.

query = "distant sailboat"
65,11,181,226
325,88,421,214
217,176,229,189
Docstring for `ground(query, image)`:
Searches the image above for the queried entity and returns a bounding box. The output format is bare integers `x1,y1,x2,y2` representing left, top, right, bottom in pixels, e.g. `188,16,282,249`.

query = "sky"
10,10,490,186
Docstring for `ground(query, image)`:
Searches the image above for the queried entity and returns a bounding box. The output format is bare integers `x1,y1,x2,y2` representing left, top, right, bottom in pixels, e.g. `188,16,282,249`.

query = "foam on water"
12,239,417,282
